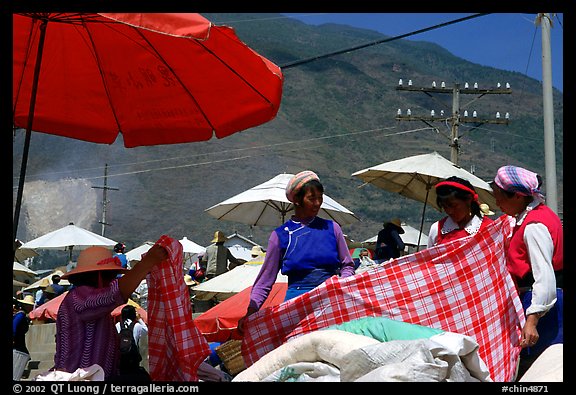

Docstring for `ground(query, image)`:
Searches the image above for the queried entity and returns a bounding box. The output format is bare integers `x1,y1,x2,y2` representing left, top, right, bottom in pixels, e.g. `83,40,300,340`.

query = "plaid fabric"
241,216,525,382
494,165,541,197
147,235,210,381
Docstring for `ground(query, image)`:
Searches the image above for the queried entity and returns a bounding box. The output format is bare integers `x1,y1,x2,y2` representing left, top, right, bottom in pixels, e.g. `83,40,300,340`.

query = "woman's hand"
520,314,540,348
237,307,258,335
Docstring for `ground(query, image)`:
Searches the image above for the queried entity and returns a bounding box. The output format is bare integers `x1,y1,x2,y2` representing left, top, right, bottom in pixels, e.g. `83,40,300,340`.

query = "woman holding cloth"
490,165,563,376
427,176,493,247
238,170,355,332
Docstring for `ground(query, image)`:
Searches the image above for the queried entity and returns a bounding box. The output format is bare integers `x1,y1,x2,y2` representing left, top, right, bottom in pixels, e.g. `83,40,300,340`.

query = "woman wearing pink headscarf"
490,165,563,377
238,170,355,332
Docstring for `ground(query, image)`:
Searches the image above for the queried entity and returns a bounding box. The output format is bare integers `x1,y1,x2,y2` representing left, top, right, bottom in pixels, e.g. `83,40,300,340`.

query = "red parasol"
13,13,283,244
29,291,147,324
194,282,287,343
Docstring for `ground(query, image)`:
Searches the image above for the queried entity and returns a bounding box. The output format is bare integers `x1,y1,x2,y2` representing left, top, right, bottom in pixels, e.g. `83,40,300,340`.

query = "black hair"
436,176,481,217
51,274,61,283
114,243,126,253
294,179,324,204
121,304,137,322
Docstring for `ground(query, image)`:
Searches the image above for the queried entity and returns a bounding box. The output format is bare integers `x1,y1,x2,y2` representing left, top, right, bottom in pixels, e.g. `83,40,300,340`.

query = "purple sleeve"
248,231,282,311
333,221,355,277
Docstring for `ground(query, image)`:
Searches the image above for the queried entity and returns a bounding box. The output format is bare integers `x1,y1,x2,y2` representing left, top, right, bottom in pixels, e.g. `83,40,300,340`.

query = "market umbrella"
351,151,496,248
13,13,284,250
194,282,287,343
364,222,429,248
191,256,287,302
22,270,70,293
19,222,117,262
179,237,206,270
14,239,38,263
29,291,147,324
125,242,155,263
205,173,360,227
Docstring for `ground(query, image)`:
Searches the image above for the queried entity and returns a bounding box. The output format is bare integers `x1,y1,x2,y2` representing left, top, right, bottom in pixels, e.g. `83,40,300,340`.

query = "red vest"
506,203,563,280
436,215,493,245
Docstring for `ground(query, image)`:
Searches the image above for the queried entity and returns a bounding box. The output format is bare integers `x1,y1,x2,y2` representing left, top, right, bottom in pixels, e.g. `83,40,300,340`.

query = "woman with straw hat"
374,218,406,262
238,170,355,333
53,244,167,380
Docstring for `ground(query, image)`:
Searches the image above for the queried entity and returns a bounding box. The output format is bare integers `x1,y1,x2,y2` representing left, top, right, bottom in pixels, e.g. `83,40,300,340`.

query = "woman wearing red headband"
427,176,493,248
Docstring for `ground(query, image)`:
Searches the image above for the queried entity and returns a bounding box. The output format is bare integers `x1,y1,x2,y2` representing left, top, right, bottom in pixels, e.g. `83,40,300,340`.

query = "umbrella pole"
416,187,431,251
13,20,48,257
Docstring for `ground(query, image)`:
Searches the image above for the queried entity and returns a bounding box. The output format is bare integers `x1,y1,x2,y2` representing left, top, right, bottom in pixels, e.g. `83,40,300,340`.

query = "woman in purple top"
238,170,355,333
54,244,167,380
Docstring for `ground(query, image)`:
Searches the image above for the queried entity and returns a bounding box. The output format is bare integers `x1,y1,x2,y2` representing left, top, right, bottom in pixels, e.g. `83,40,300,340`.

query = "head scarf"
435,179,479,202
286,170,320,203
494,165,542,197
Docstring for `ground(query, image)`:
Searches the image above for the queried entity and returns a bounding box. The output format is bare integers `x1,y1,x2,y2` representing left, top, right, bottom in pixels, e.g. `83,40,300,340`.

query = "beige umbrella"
352,151,496,248
20,222,117,262
205,173,360,227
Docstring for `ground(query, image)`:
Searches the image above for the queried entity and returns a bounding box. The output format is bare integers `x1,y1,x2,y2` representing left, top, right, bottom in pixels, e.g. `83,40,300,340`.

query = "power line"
281,13,491,69
14,125,436,184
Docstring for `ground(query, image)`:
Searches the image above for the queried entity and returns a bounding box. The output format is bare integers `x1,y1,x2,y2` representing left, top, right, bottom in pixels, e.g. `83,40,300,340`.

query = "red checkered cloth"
147,235,210,381
241,216,525,382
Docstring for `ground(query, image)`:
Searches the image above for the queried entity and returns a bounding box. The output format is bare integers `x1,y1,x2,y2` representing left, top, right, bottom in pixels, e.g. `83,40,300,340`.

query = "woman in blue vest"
239,170,355,331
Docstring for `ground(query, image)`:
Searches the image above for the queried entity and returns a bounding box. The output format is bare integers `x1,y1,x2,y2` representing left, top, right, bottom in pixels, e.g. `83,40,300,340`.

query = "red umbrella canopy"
194,283,287,343
13,13,283,147
29,291,147,324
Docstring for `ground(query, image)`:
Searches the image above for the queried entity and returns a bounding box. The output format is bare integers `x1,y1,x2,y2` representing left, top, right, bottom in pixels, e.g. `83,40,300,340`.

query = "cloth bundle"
146,235,210,381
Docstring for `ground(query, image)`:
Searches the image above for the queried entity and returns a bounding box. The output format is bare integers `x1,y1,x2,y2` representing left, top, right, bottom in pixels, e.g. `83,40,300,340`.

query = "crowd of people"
13,165,562,382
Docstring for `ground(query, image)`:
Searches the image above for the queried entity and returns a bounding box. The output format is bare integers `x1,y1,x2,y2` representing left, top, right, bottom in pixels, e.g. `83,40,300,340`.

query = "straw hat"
480,203,495,216
20,295,35,306
211,231,226,243
250,245,263,257
61,246,126,279
184,274,195,286
386,218,405,234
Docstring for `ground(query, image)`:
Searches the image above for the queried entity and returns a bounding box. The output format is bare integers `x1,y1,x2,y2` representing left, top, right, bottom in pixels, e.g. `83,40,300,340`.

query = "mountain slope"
12,13,563,268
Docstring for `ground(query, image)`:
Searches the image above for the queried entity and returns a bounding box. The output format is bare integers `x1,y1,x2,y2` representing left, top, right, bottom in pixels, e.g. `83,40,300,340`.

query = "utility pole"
395,80,511,165
91,163,119,237
538,13,558,214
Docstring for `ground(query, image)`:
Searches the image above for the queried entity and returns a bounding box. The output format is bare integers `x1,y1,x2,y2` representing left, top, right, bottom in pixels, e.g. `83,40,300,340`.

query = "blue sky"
282,13,564,92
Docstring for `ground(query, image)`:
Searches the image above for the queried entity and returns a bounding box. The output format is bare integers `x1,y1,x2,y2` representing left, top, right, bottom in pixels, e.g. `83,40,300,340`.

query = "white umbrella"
205,173,360,227
179,237,206,271
364,223,429,247
13,261,37,276
14,239,38,263
23,269,70,292
352,151,496,248
125,242,155,262
191,258,287,301
20,222,117,261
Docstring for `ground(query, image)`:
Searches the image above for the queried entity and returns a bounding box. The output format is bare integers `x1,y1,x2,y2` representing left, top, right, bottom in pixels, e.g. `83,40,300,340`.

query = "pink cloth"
241,216,525,382
147,235,210,381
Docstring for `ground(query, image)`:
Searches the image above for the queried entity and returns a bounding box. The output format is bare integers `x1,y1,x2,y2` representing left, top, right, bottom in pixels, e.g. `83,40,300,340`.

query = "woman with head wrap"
490,165,563,377
427,176,494,248
238,170,355,332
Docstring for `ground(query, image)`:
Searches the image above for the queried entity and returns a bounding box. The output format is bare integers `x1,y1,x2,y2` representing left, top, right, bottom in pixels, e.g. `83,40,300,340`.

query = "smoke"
22,178,99,239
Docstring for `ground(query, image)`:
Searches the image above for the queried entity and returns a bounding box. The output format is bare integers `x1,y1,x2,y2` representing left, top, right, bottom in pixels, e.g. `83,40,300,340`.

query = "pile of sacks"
233,317,492,382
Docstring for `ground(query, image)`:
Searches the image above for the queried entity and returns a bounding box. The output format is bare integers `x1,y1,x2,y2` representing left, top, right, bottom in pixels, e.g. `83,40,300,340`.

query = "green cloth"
327,316,444,342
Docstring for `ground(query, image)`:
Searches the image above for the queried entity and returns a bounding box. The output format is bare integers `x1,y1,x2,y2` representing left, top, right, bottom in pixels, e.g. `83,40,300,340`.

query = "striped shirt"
54,280,125,379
